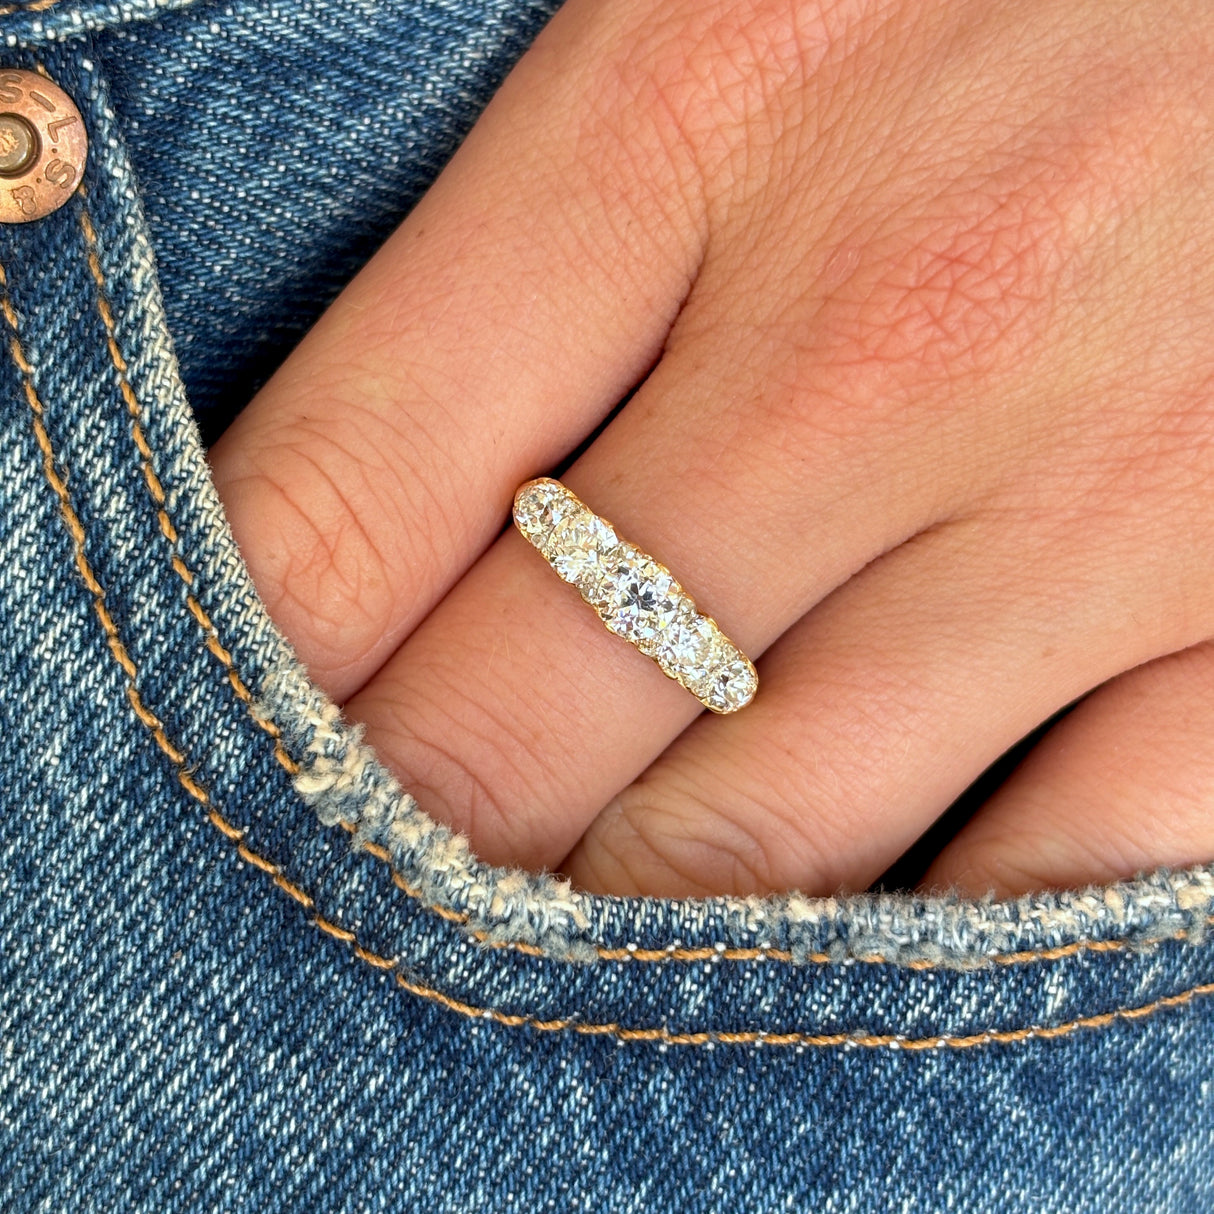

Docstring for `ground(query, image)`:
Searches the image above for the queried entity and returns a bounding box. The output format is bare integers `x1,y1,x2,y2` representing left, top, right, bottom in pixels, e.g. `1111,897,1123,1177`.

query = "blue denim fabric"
2,3,1214,1211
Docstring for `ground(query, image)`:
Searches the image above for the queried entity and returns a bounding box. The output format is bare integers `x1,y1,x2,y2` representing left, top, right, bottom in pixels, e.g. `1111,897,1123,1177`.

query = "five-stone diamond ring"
512,477,758,713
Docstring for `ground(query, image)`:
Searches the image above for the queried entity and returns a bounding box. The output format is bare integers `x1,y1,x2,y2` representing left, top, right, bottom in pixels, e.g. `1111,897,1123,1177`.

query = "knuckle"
603,784,781,897
772,19,1214,418
240,451,396,674
610,751,846,897
237,415,451,682
371,660,568,863
929,841,1049,900
992,368,1214,564
377,700,519,854
942,812,1133,901
588,0,844,190
814,180,1072,393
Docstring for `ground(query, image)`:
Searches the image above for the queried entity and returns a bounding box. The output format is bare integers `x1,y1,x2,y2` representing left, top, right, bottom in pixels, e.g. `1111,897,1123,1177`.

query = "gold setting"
512,477,758,713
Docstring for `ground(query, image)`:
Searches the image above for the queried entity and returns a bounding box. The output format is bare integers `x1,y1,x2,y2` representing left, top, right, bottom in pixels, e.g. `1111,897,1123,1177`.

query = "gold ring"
512,477,758,713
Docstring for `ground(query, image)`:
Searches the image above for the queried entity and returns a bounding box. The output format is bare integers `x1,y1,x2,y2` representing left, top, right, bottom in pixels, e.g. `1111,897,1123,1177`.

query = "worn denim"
2,1,1214,1210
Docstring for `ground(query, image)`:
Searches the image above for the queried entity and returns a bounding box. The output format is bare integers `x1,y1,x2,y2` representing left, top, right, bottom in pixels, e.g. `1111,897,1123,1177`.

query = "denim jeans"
2,1,1213,1210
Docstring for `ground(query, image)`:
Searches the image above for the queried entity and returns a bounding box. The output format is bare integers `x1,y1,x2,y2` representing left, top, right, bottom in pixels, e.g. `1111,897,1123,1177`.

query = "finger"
335,45,1194,878
208,0,706,700
557,513,1204,898
341,330,963,873
916,641,1214,898
335,0,1209,877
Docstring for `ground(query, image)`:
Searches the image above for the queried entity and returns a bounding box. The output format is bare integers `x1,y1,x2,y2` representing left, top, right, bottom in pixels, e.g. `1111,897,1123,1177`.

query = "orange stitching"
61,72,1214,977
314,915,358,946
494,918,1202,967
75,194,301,779
0,0,69,15
5,291,204,804
14,270,1211,1049
389,969,1214,1049
576,927,1213,968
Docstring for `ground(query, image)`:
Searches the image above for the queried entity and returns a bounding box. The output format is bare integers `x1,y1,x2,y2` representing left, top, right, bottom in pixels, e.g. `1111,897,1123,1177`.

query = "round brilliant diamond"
655,605,716,683
549,513,618,596
601,553,680,646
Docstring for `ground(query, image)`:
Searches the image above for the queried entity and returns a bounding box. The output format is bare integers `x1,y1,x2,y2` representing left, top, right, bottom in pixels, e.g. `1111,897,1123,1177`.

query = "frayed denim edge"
254,657,1214,968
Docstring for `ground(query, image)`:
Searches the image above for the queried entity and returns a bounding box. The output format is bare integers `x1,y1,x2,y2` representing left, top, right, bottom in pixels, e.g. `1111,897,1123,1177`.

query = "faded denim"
2,1,1213,1211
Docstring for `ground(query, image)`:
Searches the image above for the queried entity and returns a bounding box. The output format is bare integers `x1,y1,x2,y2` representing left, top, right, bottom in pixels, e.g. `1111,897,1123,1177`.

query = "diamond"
695,645,758,713
600,551,680,648
548,512,618,598
513,479,579,551
654,604,717,682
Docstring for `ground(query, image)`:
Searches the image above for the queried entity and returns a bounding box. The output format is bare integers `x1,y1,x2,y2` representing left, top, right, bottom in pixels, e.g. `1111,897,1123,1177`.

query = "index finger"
209,0,706,699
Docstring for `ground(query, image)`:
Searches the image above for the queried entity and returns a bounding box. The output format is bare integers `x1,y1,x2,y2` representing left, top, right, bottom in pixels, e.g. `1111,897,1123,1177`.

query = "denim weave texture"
2,3,1214,1211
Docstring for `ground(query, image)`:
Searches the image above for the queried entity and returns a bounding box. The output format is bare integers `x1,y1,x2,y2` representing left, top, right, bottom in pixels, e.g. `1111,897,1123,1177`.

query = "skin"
208,0,1214,899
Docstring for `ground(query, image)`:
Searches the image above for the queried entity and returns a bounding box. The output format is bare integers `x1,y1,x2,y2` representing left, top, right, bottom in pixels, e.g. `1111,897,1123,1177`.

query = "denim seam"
0,0,63,15
1,255,399,975
392,971,1214,1050
0,278,214,805
11,245,1214,1047
74,186,302,782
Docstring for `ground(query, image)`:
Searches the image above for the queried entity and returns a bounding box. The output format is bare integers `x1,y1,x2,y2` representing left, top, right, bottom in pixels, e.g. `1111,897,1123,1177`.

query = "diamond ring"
512,477,758,713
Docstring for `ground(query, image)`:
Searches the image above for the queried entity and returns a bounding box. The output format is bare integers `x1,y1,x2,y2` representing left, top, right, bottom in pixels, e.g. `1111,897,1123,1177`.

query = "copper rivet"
0,69,87,224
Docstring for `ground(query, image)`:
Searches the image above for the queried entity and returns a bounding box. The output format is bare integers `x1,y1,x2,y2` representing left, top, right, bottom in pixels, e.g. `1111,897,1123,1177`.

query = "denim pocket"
3,22,1214,1214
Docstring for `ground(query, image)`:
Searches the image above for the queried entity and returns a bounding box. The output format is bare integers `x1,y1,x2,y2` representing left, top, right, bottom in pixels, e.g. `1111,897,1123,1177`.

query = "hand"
209,0,1214,898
